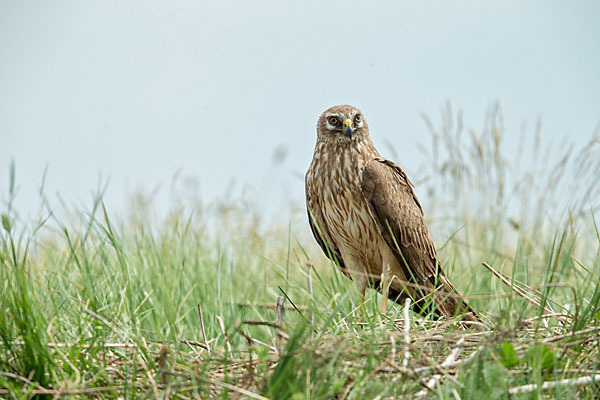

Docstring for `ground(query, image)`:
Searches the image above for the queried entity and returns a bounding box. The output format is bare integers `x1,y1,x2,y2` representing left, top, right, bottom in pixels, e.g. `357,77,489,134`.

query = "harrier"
305,105,477,320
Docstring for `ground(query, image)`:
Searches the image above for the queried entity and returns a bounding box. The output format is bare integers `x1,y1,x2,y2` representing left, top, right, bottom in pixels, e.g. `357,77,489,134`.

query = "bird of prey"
305,104,477,320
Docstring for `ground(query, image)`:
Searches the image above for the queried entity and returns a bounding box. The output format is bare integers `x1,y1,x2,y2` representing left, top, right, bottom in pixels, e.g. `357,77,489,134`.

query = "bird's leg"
354,274,369,323
356,274,368,305
342,249,369,313
380,262,392,314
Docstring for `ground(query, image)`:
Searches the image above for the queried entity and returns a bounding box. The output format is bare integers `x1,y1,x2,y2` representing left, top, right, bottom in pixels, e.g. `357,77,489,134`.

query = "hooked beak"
343,119,354,138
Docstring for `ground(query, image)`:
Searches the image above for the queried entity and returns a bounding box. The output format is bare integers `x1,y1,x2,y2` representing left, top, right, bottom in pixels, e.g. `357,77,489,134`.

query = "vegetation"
1,104,600,398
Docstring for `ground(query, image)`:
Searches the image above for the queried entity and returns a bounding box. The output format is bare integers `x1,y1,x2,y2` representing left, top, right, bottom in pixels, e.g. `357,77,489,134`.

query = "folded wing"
361,157,477,319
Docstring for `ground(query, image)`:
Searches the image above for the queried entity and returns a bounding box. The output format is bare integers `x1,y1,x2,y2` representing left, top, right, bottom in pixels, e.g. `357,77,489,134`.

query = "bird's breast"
314,147,383,261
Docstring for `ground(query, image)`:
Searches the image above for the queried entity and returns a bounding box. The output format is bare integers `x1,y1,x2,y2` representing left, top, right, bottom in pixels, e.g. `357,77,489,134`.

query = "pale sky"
2,1,599,222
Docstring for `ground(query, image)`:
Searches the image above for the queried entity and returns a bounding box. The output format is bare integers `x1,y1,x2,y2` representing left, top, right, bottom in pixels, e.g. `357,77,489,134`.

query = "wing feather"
361,158,437,274
361,157,477,319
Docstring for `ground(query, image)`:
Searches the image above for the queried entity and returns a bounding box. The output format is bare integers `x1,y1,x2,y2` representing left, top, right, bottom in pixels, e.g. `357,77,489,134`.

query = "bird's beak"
344,119,354,138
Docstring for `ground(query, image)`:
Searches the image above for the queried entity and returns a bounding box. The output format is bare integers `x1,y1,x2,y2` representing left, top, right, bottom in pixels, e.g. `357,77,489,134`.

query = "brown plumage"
305,105,478,320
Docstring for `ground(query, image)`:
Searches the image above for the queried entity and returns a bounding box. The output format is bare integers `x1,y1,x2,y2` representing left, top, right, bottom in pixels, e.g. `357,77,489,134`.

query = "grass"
1,103,600,398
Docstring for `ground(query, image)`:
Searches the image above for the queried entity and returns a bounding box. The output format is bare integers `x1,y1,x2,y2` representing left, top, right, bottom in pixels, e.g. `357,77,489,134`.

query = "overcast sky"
1,1,599,222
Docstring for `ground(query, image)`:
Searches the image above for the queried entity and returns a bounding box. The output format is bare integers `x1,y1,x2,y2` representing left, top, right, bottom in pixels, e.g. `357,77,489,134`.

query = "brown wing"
361,157,477,319
305,186,350,277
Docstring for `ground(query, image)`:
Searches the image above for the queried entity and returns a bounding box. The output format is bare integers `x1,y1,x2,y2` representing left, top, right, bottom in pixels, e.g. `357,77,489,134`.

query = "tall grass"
1,104,600,398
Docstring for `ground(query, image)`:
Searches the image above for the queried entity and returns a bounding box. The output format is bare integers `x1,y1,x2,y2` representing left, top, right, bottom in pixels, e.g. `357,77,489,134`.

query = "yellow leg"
356,275,368,304
380,294,388,314
380,263,392,314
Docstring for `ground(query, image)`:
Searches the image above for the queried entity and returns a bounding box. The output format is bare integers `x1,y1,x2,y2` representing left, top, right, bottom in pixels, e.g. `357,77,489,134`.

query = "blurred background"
1,0,599,223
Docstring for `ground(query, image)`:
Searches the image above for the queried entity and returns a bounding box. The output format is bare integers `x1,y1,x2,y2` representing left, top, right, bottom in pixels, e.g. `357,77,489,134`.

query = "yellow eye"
354,114,362,124
328,116,339,126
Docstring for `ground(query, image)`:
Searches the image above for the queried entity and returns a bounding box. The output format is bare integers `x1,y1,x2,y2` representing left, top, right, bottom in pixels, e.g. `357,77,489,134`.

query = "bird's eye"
354,114,362,124
328,116,339,126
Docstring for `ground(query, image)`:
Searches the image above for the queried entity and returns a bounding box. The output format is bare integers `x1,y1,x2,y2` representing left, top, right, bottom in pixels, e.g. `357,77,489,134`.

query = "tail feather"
385,277,480,323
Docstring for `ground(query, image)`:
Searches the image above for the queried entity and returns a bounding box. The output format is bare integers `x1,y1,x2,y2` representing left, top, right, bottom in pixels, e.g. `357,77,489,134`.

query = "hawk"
305,104,477,320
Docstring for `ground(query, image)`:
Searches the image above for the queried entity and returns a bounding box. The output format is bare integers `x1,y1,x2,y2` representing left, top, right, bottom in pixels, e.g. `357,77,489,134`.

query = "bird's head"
317,105,369,143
